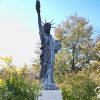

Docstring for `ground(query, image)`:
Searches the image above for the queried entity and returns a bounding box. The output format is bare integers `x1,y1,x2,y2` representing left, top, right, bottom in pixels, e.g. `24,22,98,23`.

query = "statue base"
38,90,63,100
43,85,59,90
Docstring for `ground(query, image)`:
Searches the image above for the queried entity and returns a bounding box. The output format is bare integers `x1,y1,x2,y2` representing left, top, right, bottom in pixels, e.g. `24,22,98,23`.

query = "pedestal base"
38,90,63,100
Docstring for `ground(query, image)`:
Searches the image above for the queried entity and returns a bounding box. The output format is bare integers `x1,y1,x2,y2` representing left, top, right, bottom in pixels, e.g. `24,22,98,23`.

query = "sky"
0,0,100,66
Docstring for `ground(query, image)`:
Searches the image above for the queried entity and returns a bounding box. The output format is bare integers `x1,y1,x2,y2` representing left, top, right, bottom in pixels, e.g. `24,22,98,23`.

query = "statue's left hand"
36,0,40,14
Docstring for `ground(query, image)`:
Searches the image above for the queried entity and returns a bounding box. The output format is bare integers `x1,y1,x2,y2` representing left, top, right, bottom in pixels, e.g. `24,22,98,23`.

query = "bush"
59,72,97,100
0,67,40,100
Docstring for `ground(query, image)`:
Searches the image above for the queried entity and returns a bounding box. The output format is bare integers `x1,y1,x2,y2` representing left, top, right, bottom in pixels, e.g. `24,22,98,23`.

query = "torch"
36,0,40,14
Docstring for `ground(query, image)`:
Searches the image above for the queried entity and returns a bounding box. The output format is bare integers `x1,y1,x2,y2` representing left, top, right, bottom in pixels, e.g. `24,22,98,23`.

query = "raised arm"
36,0,44,34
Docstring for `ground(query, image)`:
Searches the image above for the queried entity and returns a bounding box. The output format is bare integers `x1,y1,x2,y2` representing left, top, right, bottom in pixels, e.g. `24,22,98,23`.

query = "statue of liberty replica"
36,0,61,90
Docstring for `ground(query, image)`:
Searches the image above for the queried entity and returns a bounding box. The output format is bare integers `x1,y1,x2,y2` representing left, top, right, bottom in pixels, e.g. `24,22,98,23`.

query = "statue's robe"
40,31,61,86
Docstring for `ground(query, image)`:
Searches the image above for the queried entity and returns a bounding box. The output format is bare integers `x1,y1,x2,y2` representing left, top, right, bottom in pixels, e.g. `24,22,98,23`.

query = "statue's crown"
42,19,55,28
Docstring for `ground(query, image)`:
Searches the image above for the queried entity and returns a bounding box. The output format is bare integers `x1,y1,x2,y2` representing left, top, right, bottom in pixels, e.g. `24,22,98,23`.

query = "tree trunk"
71,47,76,72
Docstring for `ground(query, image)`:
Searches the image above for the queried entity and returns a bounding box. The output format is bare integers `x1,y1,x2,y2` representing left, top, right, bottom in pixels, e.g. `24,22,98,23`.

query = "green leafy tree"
55,14,94,72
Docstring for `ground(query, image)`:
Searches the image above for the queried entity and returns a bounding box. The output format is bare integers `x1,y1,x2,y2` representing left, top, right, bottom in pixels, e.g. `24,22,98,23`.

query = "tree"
95,35,100,61
55,14,94,72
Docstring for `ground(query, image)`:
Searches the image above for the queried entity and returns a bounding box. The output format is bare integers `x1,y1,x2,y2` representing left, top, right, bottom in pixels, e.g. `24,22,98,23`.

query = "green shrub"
59,73,97,100
0,67,39,100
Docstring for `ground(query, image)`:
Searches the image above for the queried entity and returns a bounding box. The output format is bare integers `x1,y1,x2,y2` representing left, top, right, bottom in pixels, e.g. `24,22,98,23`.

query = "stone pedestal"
38,90,63,100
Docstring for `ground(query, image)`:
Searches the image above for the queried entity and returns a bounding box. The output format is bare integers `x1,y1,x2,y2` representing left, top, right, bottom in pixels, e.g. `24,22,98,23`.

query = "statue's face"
43,23,51,34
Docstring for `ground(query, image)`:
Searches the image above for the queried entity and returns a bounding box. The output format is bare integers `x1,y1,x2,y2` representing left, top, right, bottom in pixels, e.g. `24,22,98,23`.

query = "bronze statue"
36,0,61,90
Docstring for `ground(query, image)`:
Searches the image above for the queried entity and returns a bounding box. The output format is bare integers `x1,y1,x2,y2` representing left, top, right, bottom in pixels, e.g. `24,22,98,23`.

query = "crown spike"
51,23,55,25
50,20,53,24
51,27,55,28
